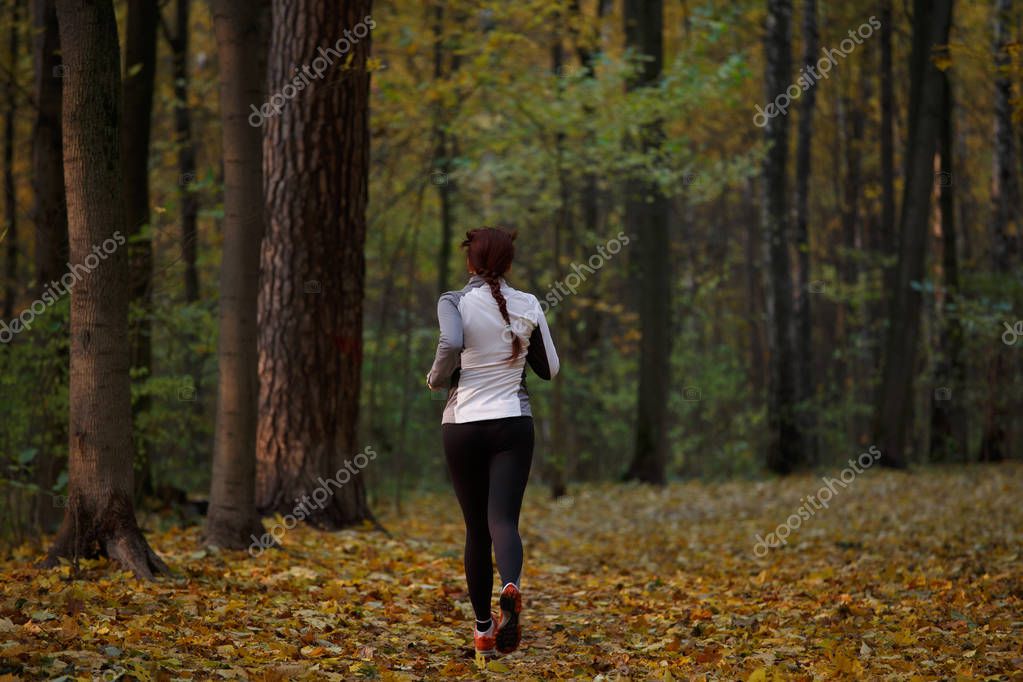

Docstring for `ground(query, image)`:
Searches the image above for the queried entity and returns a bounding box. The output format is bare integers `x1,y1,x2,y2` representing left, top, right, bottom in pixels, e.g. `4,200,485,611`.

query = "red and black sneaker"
496,583,522,654
473,613,497,656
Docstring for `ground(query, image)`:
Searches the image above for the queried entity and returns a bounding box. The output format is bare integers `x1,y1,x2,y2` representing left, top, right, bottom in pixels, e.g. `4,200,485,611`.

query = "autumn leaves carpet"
2,464,1022,680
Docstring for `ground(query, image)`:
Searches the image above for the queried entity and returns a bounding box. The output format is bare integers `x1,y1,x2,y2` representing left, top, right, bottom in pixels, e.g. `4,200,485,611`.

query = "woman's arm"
525,298,559,380
427,294,463,389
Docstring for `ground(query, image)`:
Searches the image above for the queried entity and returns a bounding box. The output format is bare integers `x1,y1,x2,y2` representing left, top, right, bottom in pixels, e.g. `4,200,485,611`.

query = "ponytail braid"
463,227,522,362
480,270,522,361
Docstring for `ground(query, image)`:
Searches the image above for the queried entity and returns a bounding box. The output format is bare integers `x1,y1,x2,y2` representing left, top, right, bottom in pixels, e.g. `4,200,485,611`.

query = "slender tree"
257,0,374,527
879,0,896,262
622,0,671,485
762,0,801,474
929,64,967,461
172,0,199,303
44,0,167,579
204,0,270,549
793,0,817,464
29,0,67,531
542,21,569,497
31,0,65,289
2,0,19,320
979,0,1018,461
431,0,459,295
874,0,954,468
121,0,158,499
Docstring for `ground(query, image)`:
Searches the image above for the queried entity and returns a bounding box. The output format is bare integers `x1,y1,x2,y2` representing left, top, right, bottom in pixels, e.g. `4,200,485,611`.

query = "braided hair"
462,227,522,361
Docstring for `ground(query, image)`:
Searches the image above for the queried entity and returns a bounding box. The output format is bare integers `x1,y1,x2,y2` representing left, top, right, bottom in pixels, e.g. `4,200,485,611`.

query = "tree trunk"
2,0,19,321
929,67,967,462
31,0,66,288
839,62,866,442
257,0,373,527
793,0,817,464
173,0,199,304
979,0,1018,461
763,0,801,474
431,0,457,295
204,0,270,549
121,0,158,501
546,22,568,498
874,0,953,468
29,0,67,532
879,0,896,260
622,0,670,485
43,0,168,579
744,177,766,396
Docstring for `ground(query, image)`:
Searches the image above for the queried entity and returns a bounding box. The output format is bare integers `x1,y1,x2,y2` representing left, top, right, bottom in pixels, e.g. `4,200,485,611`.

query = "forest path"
2,464,1021,680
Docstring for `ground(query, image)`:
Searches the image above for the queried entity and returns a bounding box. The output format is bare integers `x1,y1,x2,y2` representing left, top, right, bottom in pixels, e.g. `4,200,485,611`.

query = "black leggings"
443,416,534,622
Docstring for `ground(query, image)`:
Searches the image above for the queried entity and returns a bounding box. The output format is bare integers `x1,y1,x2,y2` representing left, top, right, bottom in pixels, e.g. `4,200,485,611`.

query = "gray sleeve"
427,294,462,388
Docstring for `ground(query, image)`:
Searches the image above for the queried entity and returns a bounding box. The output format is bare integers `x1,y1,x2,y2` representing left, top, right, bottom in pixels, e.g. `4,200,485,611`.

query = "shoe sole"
496,591,521,654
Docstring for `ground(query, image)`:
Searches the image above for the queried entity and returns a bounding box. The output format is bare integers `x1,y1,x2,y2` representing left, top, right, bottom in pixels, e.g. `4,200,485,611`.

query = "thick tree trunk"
2,0,19,321
874,0,953,468
793,0,817,464
204,0,269,549
43,0,168,579
622,0,670,485
763,0,801,474
929,69,968,462
257,0,373,527
121,0,158,501
173,0,199,304
979,0,1018,461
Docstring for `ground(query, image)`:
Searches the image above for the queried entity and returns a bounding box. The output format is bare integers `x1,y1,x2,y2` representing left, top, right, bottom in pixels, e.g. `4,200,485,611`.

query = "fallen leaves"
0,464,1021,679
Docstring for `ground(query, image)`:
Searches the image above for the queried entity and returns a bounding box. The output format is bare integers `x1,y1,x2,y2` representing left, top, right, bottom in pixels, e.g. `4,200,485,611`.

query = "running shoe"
473,613,497,656
496,582,522,654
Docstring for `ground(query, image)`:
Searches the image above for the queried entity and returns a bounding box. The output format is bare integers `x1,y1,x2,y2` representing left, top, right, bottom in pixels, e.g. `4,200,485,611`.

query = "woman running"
426,227,559,657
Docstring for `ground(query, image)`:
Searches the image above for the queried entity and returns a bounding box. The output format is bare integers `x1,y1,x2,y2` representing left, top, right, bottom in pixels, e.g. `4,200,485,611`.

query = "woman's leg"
487,417,534,587
443,422,494,622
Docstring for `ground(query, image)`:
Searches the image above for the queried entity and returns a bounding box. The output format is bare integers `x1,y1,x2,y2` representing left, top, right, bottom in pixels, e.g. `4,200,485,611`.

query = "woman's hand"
426,372,435,391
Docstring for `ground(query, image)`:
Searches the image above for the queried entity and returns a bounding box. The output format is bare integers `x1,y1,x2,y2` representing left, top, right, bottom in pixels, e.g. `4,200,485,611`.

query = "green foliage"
133,298,218,494
0,298,69,544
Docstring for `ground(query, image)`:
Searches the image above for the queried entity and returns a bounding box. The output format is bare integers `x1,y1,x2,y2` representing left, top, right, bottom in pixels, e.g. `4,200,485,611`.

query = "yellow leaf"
486,659,511,673
747,668,768,682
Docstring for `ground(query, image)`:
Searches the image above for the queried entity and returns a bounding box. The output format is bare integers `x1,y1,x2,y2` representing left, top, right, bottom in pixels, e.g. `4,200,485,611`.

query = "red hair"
462,227,521,360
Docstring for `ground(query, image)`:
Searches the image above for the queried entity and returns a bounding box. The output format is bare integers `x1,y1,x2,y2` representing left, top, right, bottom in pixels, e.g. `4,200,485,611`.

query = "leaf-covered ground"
2,464,1022,680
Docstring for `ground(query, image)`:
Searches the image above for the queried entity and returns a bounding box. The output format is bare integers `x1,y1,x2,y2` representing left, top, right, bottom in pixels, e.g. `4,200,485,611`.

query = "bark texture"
44,0,168,579
257,0,373,527
204,0,270,549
